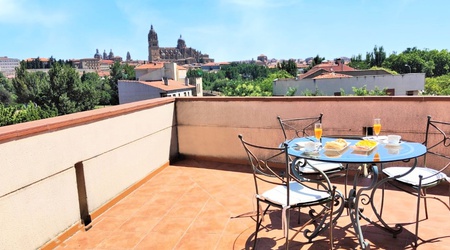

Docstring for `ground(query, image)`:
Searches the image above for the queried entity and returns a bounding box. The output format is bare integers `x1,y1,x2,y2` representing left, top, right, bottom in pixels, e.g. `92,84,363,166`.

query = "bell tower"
148,25,160,62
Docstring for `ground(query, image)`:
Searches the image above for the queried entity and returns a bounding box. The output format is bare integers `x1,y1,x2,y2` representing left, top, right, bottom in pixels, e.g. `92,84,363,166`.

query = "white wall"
0,100,176,249
273,73,425,96
119,81,162,104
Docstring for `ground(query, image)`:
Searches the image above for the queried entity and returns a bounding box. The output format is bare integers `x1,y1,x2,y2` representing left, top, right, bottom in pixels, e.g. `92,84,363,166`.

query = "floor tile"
54,159,450,250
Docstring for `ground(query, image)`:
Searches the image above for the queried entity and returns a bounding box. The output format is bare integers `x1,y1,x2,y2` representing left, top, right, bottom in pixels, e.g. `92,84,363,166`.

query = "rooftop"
2,96,450,249
54,160,450,249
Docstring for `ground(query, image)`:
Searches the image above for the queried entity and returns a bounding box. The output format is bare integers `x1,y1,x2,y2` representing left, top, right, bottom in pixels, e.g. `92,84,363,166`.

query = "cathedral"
148,25,214,65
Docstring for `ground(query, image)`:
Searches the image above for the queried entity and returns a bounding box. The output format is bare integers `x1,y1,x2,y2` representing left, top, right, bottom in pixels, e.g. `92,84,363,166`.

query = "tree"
371,45,386,67
286,87,297,96
109,61,123,105
0,73,14,104
187,68,203,78
304,55,325,73
12,62,49,104
0,102,57,126
349,54,370,69
277,59,297,77
351,85,387,96
424,73,450,95
122,63,136,80
42,63,99,114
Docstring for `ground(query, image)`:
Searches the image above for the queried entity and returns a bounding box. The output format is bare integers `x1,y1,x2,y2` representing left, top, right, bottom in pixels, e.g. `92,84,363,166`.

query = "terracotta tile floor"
55,159,450,249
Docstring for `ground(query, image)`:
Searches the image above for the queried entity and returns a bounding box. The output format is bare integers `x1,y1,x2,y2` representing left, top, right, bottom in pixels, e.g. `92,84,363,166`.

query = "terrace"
1,96,450,249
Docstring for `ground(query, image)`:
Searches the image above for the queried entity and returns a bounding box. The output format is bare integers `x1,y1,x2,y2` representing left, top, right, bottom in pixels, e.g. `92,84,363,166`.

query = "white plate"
352,141,378,152
295,141,308,148
323,142,351,153
385,141,402,147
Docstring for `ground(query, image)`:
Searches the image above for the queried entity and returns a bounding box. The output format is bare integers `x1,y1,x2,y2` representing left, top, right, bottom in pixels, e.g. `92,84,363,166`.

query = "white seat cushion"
382,167,448,186
299,160,342,174
261,181,330,206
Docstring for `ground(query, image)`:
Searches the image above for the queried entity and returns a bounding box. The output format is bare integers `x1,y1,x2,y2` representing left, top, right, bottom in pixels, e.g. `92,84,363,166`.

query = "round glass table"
285,136,427,249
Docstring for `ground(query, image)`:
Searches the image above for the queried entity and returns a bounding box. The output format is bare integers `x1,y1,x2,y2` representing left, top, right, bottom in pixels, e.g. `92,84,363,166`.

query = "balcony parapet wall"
176,96,450,173
0,98,176,249
1,95,450,249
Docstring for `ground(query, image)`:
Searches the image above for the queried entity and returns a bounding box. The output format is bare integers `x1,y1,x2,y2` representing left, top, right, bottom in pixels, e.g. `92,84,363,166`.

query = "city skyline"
1,0,450,62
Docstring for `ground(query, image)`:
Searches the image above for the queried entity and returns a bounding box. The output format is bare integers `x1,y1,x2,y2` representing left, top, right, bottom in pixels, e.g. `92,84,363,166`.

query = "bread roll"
324,139,347,150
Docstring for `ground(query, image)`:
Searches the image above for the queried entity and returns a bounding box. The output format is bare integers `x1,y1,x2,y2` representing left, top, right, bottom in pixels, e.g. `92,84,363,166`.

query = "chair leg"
253,200,260,249
344,164,350,215
422,189,429,219
330,186,336,250
285,208,290,249
415,176,424,247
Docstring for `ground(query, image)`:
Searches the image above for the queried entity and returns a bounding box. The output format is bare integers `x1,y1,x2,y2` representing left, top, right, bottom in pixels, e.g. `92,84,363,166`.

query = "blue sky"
1,0,449,62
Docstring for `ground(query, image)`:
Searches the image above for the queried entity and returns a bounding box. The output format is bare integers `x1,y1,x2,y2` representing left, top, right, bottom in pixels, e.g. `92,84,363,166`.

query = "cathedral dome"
177,35,186,49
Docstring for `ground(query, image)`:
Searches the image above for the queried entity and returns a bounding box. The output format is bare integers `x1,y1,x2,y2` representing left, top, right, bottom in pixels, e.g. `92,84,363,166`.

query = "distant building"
257,54,268,64
79,58,100,70
0,56,20,77
118,62,202,104
273,60,425,96
148,25,214,65
200,62,230,72
94,49,122,62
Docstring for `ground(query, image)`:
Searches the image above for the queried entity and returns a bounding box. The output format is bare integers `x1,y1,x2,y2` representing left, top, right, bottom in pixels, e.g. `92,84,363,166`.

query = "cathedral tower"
148,25,160,62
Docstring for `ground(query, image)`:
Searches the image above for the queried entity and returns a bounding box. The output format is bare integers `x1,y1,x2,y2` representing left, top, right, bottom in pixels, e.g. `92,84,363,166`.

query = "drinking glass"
314,123,322,142
373,118,381,138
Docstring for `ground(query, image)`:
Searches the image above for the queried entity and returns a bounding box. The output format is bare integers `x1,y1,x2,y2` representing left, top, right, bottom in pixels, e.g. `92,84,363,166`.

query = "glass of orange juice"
373,118,381,138
314,123,323,142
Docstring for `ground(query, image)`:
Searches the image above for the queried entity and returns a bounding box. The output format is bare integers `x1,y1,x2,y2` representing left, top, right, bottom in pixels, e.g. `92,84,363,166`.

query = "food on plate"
355,139,378,150
324,138,348,150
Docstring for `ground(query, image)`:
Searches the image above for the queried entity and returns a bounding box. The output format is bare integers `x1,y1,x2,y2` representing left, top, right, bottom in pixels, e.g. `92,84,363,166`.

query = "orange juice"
314,128,322,140
373,124,381,135
373,153,380,162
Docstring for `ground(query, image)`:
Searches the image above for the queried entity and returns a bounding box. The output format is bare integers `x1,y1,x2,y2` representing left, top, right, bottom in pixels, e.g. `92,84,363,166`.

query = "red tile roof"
312,72,353,79
135,63,164,69
138,80,195,91
299,62,356,79
100,60,114,64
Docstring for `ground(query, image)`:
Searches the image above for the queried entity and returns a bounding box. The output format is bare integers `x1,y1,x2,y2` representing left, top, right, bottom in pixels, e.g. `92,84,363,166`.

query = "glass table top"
286,136,427,164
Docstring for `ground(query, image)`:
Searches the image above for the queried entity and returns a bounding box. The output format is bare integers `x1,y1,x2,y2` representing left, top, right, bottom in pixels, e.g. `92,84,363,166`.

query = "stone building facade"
147,25,214,65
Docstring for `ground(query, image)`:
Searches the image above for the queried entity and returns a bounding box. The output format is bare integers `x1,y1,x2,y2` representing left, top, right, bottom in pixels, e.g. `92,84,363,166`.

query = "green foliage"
349,46,386,69
44,63,99,114
122,63,136,80
0,102,57,126
0,73,14,104
286,87,297,96
369,66,398,75
109,61,123,105
382,47,450,77
350,85,387,96
348,54,370,69
424,73,450,95
11,62,103,116
12,62,49,104
304,55,325,73
300,88,324,96
277,59,298,77
187,68,203,78
81,72,111,105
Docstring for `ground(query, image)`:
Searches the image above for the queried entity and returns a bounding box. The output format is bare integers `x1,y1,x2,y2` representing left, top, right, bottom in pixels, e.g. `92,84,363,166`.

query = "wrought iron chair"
382,115,450,246
238,134,344,249
277,115,348,193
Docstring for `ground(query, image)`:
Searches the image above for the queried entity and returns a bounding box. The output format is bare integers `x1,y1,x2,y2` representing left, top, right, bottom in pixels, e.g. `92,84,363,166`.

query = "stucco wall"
176,96,450,174
119,81,162,104
0,99,176,249
273,73,425,96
